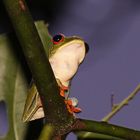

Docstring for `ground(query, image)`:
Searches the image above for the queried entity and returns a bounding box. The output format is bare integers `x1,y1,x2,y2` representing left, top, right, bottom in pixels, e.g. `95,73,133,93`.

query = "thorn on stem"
111,94,114,110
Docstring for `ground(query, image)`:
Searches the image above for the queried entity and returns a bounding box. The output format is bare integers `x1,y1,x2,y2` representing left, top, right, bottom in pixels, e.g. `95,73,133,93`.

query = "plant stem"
73,119,140,140
38,124,55,140
3,0,74,135
76,131,124,140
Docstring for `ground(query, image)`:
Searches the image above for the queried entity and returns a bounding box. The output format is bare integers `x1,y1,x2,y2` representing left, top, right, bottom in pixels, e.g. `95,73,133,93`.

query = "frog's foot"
56,78,69,97
65,99,82,114
60,85,69,97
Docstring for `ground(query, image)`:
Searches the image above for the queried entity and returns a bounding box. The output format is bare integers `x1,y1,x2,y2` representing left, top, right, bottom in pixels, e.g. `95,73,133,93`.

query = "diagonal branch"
73,118,140,140
3,0,74,136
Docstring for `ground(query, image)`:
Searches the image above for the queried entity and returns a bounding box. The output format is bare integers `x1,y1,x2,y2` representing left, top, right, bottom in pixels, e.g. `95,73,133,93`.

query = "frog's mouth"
55,39,88,64
61,38,84,48
59,39,89,54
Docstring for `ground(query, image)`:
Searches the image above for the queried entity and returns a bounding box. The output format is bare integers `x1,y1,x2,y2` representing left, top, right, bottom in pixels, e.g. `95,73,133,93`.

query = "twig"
102,84,140,122
111,94,115,109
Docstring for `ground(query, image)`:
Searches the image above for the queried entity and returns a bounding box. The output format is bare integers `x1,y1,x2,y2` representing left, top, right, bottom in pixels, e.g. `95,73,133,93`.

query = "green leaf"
0,33,28,140
35,21,52,57
0,21,52,140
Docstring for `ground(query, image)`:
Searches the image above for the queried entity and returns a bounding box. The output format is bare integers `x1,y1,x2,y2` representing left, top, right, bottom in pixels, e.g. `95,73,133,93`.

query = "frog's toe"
56,79,69,90
68,97,78,107
65,99,72,105
60,90,65,97
64,99,81,114
61,85,69,91
72,107,82,113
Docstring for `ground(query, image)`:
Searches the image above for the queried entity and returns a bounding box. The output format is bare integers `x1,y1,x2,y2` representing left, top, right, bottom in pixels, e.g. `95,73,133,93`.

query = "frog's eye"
53,34,64,44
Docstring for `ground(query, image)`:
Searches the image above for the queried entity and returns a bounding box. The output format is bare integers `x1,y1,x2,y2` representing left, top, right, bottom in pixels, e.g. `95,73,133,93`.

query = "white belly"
49,42,85,86
49,57,78,86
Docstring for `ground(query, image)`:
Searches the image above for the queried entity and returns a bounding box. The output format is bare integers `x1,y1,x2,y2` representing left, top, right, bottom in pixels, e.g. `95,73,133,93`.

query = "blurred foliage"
0,21,52,140
0,32,28,140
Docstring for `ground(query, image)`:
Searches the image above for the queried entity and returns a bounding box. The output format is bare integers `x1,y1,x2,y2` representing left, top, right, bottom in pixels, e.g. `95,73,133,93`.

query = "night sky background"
0,0,140,139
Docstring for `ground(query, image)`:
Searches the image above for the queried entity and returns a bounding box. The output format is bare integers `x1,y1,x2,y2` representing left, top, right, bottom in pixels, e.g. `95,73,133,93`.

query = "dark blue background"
1,0,140,139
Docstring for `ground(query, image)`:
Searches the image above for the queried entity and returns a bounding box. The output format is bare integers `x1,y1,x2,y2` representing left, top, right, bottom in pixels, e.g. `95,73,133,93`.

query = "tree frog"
22,34,89,122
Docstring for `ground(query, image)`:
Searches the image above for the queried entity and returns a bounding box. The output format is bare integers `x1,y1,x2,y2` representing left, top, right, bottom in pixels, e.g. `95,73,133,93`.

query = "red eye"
53,34,64,44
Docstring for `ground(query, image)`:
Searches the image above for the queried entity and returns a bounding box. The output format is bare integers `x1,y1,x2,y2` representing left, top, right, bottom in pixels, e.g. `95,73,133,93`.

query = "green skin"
49,36,84,57
22,35,86,122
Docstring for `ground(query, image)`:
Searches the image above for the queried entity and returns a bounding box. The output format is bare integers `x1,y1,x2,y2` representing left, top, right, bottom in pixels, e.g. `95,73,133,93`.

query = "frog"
22,33,89,122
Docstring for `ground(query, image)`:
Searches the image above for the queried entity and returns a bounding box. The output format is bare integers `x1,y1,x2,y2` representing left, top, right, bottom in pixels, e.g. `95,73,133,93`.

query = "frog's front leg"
56,79,81,114
65,97,82,114
56,78,69,97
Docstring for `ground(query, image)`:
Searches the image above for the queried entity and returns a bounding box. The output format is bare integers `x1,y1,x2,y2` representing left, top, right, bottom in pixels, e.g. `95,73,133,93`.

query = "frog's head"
49,34,89,58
